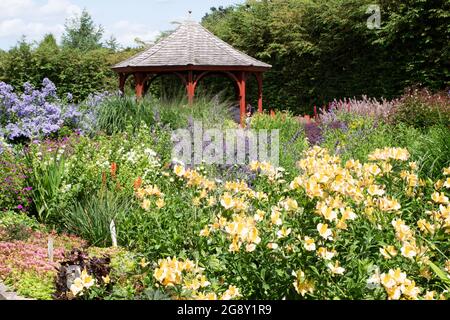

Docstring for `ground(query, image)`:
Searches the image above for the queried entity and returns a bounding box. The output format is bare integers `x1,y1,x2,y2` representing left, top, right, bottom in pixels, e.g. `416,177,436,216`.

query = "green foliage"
62,9,104,52
24,149,66,224
203,0,449,114
320,113,450,179
0,211,43,241
92,96,154,135
376,0,450,90
0,38,139,102
407,125,450,179
392,88,450,129
92,93,233,134
0,147,32,212
5,271,55,300
62,189,134,247
250,112,308,173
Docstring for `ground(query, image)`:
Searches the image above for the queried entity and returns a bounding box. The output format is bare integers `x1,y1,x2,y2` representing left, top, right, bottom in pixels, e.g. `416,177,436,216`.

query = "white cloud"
0,18,64,39
0,0,81,44
107,20,160,47
0,0,34,18
38,0,82,17
0,0,165,49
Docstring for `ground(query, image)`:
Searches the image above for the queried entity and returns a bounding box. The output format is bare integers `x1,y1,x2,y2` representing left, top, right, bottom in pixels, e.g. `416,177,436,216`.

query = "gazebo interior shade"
112,20,272,126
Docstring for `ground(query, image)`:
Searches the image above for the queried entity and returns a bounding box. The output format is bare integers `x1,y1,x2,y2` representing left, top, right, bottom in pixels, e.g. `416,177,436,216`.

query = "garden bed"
0,80,449,300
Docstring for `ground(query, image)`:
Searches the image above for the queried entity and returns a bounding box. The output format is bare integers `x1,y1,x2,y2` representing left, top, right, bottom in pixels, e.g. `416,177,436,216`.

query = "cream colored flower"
327,261,345,275
70,278,84,296
431,192,449,204
303,236,316,251
276,227,292,239
400,242,417,259
220,192,235,210
267,243,279,250
173,164,186,177
317,223,333,240
380,245,398,259
221,285,241,300
156,198,165,209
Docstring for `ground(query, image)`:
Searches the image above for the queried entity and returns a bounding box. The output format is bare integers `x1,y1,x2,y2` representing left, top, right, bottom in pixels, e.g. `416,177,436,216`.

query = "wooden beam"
239,71,247,127
256,72,263,113
187,70,194,105
112,65,271,74
134,72,146,98
118,73,129,96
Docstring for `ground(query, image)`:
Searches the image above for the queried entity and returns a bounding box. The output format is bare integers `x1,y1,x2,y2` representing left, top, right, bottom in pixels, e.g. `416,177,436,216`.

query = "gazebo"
111,20,272,126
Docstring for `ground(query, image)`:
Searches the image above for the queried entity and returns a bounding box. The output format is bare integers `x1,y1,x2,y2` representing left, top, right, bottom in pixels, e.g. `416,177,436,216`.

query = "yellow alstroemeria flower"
156,198,165,209
70,277,84,296
282,198,298,212
367,184,385,197
139,258,150,268
303,236,316,251
173,164,186,177
443,178,450,189
270,207,283,226
199,226,211,237
276,227,292,239
327,261,345,275
400,242,417,259
267,243,279,250
221,285,241,300
102,275,111,284
317,223,333,240
380,245,398,259
378,197,401,212
417,219,435,234
293,270,314,297
254,210,265,223
220,192,235,210
141,198,151,211
207,196,217,207
317,247,336,260
80,269,95,289
431,192,449,204
194,292,218,300
245,243,256,252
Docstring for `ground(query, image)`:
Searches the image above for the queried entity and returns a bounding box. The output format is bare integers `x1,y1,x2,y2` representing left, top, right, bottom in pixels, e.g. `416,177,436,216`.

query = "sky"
0,0,245,50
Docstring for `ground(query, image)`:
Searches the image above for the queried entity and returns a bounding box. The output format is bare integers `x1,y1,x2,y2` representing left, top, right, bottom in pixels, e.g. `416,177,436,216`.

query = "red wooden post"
256,72,263,113
187,70,195,105
134,73,146,98
238,72,247,127
119,73,126,96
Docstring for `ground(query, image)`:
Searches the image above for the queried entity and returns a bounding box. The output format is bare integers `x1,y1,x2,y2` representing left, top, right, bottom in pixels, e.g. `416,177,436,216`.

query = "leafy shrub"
0,79,85,141
90,95,152,135
0,147,32,212
392,88,450,129
62,189,134,247
54,249,112,300
250,111,307,173
24,146,66,224
141,147,450,299
5,271,55,300
0,211,43,241
320,96,397,124
406,125,450,179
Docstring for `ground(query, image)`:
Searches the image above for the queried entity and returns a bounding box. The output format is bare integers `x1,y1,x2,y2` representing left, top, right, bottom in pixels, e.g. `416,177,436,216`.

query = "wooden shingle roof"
112,20,271,71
